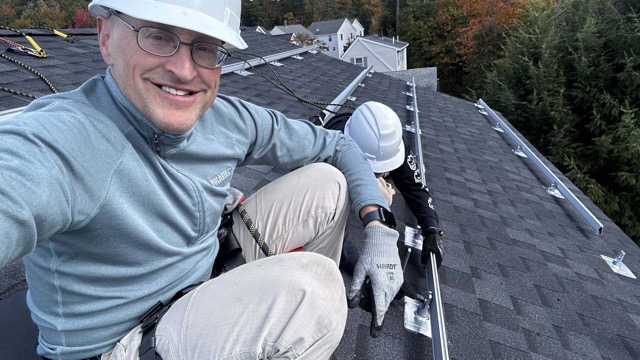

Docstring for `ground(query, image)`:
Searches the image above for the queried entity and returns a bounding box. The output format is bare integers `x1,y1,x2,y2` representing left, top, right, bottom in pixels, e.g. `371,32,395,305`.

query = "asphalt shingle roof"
271,24,314,37
308,19,348,36
360,34,408,49
1,26,640,360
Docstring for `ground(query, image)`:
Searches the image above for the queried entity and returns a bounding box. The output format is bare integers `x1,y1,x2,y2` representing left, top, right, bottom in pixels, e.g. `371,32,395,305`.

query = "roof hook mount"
600,250,636,279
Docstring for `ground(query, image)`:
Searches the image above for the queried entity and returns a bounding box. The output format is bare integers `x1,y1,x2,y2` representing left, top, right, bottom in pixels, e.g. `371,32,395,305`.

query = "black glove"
421,228,444,267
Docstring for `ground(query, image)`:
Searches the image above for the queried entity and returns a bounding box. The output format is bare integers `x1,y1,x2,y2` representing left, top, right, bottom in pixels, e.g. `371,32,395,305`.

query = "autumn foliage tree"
73,8,94,28
456,0,526,90
2,0,95,29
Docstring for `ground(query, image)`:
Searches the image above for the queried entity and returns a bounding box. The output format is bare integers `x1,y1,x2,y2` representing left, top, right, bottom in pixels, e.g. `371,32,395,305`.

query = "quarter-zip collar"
103,68,194,156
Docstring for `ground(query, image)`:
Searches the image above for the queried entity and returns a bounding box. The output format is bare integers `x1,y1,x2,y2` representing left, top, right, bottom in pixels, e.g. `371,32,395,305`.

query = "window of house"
329,35,332,42
333,47,336,51
340,34,343,40
353,57,367,67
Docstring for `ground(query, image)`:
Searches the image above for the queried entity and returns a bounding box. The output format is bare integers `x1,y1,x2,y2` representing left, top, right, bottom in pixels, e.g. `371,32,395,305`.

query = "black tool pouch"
212,213,246,277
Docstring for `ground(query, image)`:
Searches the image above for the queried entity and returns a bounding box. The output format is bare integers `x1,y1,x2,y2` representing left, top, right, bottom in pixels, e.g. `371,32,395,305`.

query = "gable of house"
342,35,409,72
350,18,365,36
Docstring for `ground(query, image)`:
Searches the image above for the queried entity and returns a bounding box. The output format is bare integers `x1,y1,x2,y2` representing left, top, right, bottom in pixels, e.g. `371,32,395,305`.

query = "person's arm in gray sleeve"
0,121,71,268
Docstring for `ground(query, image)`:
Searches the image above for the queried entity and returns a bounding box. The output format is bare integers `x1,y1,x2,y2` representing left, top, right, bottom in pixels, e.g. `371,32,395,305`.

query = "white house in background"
341,35,409,72
350,19,365,37
307,18,358,59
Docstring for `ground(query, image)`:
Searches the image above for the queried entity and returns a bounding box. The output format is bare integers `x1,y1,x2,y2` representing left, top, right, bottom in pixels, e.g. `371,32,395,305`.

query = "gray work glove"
347,224,403,336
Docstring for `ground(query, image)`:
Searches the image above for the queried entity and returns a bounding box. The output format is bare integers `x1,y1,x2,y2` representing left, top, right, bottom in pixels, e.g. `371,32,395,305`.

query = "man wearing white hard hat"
0,1,404,359
321,102,444,275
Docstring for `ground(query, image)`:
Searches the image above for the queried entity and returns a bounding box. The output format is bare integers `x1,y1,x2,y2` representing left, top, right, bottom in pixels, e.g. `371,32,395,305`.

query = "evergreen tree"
482,0,640,244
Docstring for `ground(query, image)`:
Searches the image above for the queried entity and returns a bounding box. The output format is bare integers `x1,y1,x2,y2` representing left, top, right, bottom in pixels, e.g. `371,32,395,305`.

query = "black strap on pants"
138,282,202,360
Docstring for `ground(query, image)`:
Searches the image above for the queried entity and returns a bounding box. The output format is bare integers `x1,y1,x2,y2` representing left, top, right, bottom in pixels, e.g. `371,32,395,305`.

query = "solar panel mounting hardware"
233,69,253,76
402,225,423,271
600,250,637,279
512,145,528,158
404,292,433,337
404,124,421,135
546,181,564,199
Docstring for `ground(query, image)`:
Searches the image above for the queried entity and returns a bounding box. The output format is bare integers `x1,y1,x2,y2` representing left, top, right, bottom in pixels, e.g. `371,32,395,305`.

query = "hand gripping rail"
403,77,449,360
476,99,603,235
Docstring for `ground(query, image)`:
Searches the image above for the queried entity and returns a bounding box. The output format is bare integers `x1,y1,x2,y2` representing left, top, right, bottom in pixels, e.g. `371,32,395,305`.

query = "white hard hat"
88,0,248,50
345,102,405,173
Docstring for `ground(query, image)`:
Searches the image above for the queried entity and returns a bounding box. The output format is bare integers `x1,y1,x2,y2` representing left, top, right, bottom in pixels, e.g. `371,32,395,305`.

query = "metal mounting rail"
403,78,449,360
321,65,373,123
404,78,427,187
476,99,603,235
222,45,316,75
403,227,449,360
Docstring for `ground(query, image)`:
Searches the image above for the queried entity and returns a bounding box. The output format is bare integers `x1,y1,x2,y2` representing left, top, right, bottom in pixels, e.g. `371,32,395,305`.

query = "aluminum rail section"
221,45,317,75
407,77,427,187
320,65,373,124
476,99,603,235
402,77,450,360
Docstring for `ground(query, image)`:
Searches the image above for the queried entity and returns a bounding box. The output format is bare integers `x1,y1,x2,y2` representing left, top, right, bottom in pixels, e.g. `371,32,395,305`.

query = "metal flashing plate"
600,255,637,279
233,69,253,76
404,226,423,250
404,296,432,337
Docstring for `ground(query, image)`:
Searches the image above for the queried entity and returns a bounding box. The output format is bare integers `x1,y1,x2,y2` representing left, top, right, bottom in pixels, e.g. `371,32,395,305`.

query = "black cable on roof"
229,50,356,114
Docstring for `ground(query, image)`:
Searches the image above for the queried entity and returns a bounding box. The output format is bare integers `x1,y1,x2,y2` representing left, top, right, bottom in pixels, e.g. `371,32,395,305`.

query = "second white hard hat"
88,0,248,50
345,102,405,173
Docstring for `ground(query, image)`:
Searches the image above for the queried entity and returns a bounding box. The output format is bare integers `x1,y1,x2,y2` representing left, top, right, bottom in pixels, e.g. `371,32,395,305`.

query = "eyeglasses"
111,14,229,69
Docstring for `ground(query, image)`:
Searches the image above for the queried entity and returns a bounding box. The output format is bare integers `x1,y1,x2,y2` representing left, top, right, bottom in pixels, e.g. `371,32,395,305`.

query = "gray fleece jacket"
0,71,386,358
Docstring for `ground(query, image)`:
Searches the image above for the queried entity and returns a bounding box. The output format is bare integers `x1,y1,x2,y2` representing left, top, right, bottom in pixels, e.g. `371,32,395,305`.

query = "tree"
73,7,94,28
291,32,328,51
400,0,469,93
457,0,527,92
481,0,640,244
0,2,18,27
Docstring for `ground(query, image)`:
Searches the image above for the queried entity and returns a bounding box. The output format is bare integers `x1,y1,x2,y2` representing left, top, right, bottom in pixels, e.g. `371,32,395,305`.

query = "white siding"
317,34,339,58
342,39,408,72
345,42,386,70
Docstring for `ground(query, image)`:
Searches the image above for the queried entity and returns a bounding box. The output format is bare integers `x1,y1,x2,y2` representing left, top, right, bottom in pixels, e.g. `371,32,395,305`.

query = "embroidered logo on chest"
209,167,233,186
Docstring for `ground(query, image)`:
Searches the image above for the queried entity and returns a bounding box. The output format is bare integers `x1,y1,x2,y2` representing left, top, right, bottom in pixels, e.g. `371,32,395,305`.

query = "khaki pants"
103,163,350,360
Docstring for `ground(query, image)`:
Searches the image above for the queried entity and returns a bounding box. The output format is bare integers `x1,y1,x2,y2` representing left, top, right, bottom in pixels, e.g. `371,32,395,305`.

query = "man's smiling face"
97,14,222,135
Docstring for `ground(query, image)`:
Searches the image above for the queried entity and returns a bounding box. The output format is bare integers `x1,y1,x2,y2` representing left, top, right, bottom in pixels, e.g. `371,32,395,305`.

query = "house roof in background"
1,26,640,360
308,18,349,35
270,24,314,37
350,18,364,31
360,34,409,49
